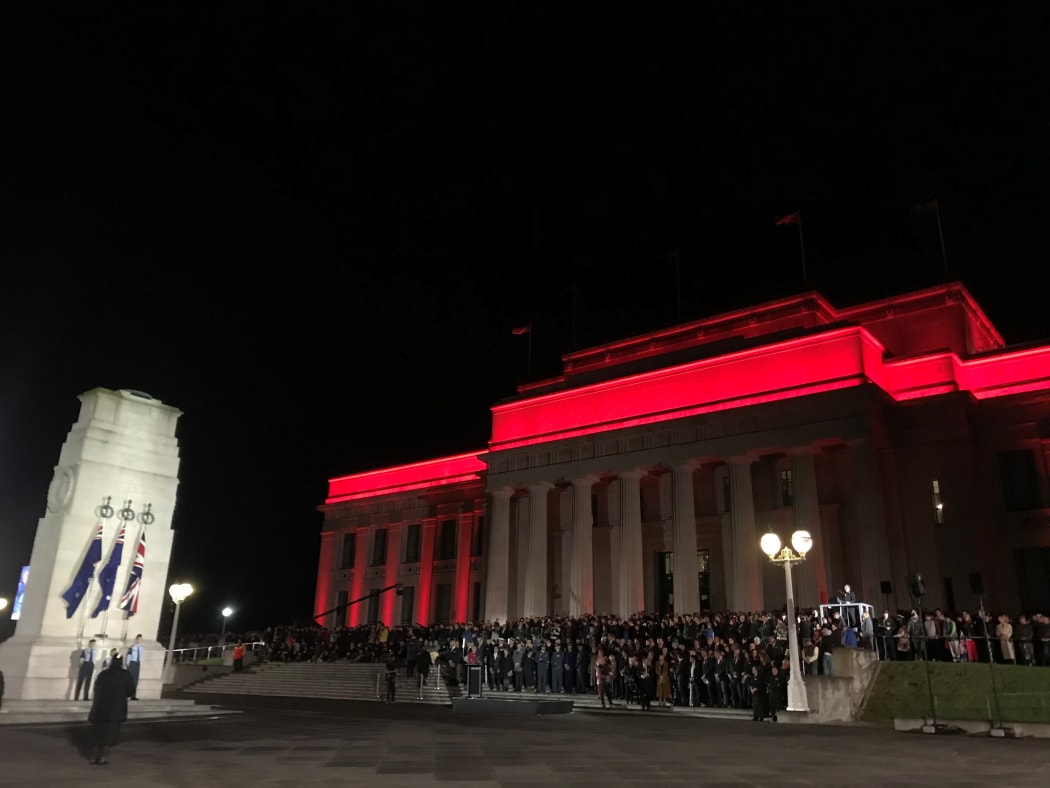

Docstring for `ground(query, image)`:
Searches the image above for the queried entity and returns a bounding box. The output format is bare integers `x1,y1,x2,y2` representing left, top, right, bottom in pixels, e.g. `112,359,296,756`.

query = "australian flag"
61,523,104,618
91,525,126,617
118,530,146,617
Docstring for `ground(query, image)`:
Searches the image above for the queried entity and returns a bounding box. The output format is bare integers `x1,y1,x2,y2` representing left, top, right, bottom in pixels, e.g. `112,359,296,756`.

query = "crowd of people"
871,608,1050,665
215,604,1048,721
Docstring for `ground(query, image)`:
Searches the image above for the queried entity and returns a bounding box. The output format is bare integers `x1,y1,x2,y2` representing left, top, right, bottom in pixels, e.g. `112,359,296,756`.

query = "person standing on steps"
384,657,398,703
75,639,98,701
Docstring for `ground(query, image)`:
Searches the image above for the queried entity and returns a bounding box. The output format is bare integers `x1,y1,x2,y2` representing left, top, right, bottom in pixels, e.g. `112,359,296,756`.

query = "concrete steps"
183,662,750,720
0,698,238,726
184,662,452,704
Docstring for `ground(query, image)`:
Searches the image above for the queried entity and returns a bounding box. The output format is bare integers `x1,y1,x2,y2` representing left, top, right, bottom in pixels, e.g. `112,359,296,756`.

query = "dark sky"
3,5,1048,634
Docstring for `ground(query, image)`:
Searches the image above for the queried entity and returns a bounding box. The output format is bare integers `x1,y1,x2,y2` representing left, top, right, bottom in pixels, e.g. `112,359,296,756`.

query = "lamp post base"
786,676,810,713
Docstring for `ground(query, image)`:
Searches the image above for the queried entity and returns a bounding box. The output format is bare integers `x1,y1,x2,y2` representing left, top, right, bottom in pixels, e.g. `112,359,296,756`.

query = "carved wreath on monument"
46,466,76,513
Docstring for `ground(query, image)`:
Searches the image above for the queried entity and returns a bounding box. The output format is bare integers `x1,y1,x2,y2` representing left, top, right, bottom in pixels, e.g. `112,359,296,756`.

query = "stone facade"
0,388,182,700
317,283,1050,624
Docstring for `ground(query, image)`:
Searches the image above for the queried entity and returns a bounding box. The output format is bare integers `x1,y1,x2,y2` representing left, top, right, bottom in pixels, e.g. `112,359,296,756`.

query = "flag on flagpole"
118,530,146,617
61,523,104,618
91,524,126,618
775,209,808,283
912,199,938,214
511,323,532,336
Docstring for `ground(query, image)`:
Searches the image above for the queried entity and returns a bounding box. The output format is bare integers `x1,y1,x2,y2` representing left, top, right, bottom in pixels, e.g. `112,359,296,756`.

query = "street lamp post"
221,607,233,641
761,529,813,713
164,582,194,685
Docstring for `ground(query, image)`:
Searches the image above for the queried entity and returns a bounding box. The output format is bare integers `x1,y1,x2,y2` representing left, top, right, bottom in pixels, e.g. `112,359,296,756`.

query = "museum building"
315,282,1050,627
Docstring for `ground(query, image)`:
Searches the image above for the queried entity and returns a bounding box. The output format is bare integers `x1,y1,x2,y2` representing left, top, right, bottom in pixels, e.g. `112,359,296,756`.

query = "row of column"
346,513,478,627
484,452,829,621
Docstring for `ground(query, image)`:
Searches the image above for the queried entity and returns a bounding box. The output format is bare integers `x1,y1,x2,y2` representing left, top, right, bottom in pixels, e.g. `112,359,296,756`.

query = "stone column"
0,389,182,701
791,450,828,609
523,483,553,617
454,514,473,622
381,525,402,626
618,471,645,618
483,488,513,624
729,459,763,612
849,442,893,605
568,475,597,616
314,530,337,626
349,528,369,626
417,518,437,625
672,463,701,614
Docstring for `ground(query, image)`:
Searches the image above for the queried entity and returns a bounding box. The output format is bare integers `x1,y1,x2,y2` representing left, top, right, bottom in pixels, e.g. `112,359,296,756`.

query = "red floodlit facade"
316,282,1050,626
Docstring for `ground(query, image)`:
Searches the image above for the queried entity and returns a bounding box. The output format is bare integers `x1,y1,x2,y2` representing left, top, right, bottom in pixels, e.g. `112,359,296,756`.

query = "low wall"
782,648,880,725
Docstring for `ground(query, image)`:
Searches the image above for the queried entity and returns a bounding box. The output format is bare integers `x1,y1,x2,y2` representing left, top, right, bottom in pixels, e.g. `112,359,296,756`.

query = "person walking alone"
88,655,135,765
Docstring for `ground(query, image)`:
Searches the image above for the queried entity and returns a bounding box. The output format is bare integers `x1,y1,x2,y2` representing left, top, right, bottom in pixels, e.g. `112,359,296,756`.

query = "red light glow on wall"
327,451,487,503
491,328,1050,451
491,327,887,451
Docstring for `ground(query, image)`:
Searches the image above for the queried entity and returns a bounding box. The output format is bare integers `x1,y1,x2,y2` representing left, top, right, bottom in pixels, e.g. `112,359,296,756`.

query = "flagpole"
672,249,681,320
798,211,808,284
527,325,533,378
571,282,577,350
933,198,948,275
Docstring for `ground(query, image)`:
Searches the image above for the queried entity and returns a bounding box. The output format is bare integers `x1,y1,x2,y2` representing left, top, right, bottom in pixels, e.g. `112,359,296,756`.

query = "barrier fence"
171,641,265,665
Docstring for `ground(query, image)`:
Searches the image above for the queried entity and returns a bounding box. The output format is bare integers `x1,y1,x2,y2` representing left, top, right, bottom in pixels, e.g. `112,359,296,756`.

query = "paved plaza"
1,696,1048,787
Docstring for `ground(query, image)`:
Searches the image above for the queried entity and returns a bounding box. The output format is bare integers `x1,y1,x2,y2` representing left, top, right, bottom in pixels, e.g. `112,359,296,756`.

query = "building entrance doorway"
656,550,711,615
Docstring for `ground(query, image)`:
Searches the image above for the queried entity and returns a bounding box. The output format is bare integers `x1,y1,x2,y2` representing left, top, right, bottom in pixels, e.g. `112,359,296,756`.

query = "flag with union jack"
118,530,146,617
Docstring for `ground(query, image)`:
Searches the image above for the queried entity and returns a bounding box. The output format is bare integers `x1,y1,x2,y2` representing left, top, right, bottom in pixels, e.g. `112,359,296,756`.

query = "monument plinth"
0,388,182,700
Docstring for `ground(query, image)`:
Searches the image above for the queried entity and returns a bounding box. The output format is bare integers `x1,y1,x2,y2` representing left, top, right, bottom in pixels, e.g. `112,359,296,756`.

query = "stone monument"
0,388,182,700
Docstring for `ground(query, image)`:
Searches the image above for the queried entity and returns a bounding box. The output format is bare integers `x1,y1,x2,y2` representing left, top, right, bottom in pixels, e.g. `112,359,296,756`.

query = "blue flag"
91,524,126,618
61,523,104,618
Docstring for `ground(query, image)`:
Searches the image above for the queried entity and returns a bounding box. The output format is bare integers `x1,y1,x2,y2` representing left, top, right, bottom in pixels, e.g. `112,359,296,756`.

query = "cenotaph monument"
0,388,182,700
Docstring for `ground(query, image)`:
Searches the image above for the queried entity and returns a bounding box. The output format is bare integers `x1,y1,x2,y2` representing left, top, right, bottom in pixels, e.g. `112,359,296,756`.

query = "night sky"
3,6,1048,635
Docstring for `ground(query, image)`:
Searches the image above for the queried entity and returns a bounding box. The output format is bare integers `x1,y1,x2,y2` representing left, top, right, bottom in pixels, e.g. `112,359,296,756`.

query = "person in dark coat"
88,655,135,765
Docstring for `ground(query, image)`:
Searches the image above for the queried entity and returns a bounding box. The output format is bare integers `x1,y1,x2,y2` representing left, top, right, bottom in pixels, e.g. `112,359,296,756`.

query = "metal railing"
819,602,877,648
171,641,266,665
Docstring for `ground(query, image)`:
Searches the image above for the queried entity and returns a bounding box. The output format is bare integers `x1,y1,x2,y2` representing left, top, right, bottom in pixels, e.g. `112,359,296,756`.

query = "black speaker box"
906,572,926,598
880,580,893,595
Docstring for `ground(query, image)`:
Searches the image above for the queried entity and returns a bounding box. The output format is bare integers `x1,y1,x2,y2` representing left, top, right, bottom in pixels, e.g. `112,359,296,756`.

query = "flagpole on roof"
933,198,948,275
775,210,807,285
512,322,533,377
671,249,681,321
798,211,808,285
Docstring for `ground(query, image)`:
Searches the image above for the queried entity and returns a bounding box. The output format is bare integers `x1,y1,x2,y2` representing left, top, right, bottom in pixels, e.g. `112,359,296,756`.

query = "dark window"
372,529,388,566
435,583,452,624
339,533,356,569
943,578,956,614
366,592,380,624
399,586,415,625
336,590,348,626
404,523,421,563
472,581,482,623
438,519,457,560
722,475,732,513
471,516,484,557
780,469,794,506
999,450,1042,511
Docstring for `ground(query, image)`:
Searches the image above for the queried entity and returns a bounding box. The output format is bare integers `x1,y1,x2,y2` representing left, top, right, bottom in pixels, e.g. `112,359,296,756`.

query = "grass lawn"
862,661,1050,724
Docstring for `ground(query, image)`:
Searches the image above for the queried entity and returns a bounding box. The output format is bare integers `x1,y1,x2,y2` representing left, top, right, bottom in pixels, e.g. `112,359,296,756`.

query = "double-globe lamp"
221,606,234,640
760,529,812,713
164,583,194,684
